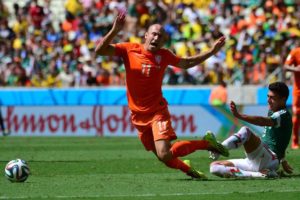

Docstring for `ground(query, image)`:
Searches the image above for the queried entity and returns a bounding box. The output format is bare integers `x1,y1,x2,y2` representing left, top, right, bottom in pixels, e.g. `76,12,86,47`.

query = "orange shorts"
131,108,177,151
292,94,300,114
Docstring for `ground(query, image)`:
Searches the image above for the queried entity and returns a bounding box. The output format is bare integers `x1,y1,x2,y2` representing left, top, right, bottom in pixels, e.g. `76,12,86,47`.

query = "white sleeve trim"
271,110,286,128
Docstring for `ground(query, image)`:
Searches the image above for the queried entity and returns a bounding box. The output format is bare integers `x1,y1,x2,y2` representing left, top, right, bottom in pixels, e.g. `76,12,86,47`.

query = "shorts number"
157,121,167,133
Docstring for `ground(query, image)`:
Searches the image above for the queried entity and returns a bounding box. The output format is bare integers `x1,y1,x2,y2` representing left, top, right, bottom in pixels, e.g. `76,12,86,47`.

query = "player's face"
144,25,166,52
267,90,285,111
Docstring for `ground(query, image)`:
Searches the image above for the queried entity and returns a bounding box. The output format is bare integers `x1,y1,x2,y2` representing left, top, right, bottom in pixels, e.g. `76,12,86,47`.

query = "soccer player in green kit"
209,82,293,178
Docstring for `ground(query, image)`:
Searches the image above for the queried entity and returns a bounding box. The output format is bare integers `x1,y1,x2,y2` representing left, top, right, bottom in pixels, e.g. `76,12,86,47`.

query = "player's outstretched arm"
176,36,226,69
229,101,274,126
95,11,126,56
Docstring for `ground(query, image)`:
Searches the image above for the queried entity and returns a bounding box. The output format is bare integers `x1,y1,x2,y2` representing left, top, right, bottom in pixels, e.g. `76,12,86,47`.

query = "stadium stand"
0,0,299,87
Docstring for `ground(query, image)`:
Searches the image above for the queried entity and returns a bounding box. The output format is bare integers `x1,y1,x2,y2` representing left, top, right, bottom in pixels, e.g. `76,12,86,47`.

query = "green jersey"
261,108,292,160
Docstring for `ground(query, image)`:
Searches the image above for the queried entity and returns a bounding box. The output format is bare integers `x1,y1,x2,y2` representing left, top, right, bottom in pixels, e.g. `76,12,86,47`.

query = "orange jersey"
285,47,300,94
114,43,180,114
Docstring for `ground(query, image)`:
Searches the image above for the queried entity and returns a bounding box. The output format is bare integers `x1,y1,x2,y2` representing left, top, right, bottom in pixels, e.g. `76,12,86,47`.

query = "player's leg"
152,108,211,157
170,139,211,157
136,125,156,152
210,142,279,178
152,109,207,179
151,120,195,176
222,126,260,153
154,139,207,179
131,111,201,178
154,139,188,171
210,159,271,178
150,108,228,159
291,97,300,149
292,114,300,149
209,126,260,160
153,116,228,156
134,117,198,178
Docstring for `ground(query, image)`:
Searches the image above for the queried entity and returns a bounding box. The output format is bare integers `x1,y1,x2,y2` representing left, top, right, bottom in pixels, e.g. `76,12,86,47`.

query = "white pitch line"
1,189,300,199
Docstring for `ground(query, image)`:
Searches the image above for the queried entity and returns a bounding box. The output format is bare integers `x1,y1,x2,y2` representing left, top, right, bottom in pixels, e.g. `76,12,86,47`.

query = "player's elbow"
95,45,115,56
177,59,193,69
95,46,105,55
95,48,109,56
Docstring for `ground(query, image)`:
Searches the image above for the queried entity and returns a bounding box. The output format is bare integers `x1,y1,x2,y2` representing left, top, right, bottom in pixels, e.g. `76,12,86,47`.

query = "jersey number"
142,64,152,77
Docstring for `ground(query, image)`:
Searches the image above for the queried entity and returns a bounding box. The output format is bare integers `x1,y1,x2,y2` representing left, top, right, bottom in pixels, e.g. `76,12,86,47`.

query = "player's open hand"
211,36,226,55
112,10,126,33
281,159,293,174
230,101,240,118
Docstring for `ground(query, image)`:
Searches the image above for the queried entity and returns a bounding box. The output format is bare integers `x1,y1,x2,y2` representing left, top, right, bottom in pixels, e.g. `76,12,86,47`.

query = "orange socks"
170,140,209,158
164,140,210,173
165,140,208,173
165,158,190,173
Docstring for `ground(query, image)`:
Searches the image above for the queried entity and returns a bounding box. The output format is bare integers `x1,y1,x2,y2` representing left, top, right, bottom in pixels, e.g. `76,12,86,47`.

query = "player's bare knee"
240,126,252,135
237,126,253,141
156,151,172,162
239,126,247,131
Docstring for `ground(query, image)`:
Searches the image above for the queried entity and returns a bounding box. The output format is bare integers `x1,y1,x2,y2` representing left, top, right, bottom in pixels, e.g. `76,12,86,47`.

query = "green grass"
0,137,300,200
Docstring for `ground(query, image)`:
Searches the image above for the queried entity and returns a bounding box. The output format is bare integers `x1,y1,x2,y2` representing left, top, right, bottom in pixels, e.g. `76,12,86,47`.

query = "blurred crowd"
0,0,299,87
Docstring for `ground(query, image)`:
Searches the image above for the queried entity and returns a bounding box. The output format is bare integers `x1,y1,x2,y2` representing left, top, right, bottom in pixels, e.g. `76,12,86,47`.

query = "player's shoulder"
114,43,143,54
158,48,176,55
291,47,300,54
115,42,141,49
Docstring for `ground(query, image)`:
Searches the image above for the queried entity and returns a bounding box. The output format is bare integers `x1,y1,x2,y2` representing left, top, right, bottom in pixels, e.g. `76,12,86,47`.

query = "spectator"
209,81,228,105
0,0,9,21
65,0,83,21
0,0,299,87
56,63,74,87
28,0,45,30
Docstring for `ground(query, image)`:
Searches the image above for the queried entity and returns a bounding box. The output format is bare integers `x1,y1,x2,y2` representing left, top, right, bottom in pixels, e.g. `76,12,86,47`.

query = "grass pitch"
0,137,299,200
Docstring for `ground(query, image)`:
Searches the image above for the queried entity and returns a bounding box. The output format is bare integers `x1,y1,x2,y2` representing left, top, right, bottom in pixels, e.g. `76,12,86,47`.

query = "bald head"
147,24,165,34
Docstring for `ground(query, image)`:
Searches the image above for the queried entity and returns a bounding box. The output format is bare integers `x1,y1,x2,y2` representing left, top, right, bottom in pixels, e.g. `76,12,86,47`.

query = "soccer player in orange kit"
95,11,229,179
284,46,300,149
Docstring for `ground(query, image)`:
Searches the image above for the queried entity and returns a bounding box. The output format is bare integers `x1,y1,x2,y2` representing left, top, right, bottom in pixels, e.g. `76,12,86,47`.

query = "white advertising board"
2,106,265,137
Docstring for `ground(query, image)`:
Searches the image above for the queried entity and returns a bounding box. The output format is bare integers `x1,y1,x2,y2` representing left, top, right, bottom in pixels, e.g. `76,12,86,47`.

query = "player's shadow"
277,173,300,178
177,173,300,181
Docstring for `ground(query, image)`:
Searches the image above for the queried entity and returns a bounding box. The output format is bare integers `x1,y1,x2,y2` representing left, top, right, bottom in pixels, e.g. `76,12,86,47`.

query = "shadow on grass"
175,173,300,182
